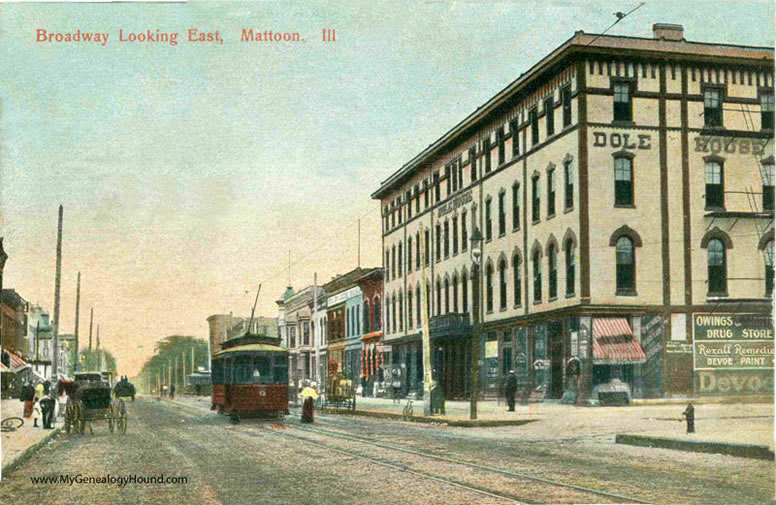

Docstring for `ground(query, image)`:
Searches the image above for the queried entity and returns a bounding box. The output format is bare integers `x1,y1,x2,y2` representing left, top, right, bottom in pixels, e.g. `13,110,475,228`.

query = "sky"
0,0,773,377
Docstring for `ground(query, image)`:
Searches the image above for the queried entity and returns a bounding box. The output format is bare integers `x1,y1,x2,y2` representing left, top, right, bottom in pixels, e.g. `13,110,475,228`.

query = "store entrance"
434,339,470,400
549,322,564,399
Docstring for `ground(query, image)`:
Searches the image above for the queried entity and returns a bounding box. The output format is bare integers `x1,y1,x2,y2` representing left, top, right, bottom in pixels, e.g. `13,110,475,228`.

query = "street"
0,397,772,505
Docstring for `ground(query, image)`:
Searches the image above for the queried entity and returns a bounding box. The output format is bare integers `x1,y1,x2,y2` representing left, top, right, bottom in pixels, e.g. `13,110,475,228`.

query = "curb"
615,433,775,460
321,407,536,427
2,427,62,477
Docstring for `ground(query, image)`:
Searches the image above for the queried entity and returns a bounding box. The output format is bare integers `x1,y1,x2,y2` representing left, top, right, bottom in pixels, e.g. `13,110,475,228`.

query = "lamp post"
469,227,483,420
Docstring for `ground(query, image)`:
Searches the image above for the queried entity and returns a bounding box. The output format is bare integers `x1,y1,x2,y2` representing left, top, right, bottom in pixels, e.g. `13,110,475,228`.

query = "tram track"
261,421,651,504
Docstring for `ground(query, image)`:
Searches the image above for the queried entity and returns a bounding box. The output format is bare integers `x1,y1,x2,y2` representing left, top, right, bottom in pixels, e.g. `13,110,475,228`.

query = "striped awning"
592,318,646,365
0,351,30,373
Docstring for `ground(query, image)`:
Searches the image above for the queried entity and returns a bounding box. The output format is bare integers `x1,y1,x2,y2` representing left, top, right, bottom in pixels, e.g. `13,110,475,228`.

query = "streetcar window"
273,364,289,384
254,356,271,384
234,356,254,384
212,359,225,384
224,359,232,385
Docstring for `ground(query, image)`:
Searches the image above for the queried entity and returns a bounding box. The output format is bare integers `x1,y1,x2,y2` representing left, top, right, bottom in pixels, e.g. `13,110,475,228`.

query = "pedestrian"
40,390,56,429
56,380,69,418
21,381,36,420
33,382,45,428
681,402,695,434
170,384,176,400
391,367,402,404
301,396,314,423
505,370,517,412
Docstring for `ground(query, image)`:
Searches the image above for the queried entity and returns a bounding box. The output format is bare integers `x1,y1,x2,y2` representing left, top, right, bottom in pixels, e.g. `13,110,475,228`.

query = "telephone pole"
89,308,93,351
52,204,63,379
74,272,81,372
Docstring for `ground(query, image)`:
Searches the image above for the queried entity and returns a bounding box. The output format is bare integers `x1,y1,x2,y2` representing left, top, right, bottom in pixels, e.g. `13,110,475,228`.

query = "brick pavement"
1,399,61,475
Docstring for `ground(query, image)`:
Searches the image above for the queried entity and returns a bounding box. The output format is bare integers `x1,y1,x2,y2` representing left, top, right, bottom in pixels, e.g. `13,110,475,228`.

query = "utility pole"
313,272,320,386
89,308,93,351
419,226,433,416
74,272,80,372
52,204,63,379
357,219,361,268
191,347,195,373
182,351,186,388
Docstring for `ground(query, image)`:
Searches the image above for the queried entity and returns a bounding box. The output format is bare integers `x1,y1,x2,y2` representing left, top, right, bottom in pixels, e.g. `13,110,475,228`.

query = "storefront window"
534,324,548,393
515,328,529,382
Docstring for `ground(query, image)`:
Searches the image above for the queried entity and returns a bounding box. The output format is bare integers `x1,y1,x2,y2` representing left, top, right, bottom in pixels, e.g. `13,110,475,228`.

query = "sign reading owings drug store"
693,313,774,395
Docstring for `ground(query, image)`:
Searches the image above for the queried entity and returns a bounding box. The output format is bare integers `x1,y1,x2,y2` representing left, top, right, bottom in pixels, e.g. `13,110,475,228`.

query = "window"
532,175,540,222
416,232,420,269
510,119,519,156
564,160,574,209
565,239,575,295
616,237,636,294
615,157,634,206
374,296,381,331
486,263,494,312
545,97,554,136
497,127,505,166
458,160,464,192
763,161,774,211
704,88,723,127
427,281,432,317
398,293,403,331
453,273,459,312
470,147,477,182
462,271,468,314
705,160,724,209
512,183,520,229
766,240,774,296
461,210,468,251
391,245,396,280
391,208,395,228
613,82,632,122
444,221,450,258
407,289,413,329
436,280,442,316
512,255,521,306
415,184,420,213
533,250,542,302
444,278,450,313
407,237,413,272
562,86,572,127
385,250,390,280
485,198,493,241
707,239,727,295
425,229,430,265
398,242,403,276
364,300,370,333
445,165,451,197
406,191,412,219
548,244,557,299
398,198,403,224
451,162,458,192
434,172,441,202
530,108,539,146
435,224,442,262
416,285,422,327
391,295,396,334
547,168,556,216
762,93,774,130
424,180,429,208
498,192,506,236
452,216,459,255
484,137,492,173
499,259,507,310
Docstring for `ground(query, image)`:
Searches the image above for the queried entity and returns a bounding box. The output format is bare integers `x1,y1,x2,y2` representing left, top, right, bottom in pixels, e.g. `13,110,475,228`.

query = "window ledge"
532,219,541,225
548,296,558,303
485,238,493,243
512,226,521,233
565,291,575,299
564,206,574,214
616,289,638,297
614,203,636,209
707,292,729,299
704,206,727,212
612,120,635,127
547,213,556,221
499,232,506,238
533,299,542,305
486,310,494,315
514,304,522,309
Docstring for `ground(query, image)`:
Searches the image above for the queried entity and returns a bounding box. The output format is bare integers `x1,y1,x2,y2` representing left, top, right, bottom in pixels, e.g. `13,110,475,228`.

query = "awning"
0,351,30,373
592,318,646,365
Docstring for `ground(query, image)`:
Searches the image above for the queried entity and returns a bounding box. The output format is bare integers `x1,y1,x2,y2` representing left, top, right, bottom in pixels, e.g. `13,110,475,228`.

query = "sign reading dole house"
694,314,774,396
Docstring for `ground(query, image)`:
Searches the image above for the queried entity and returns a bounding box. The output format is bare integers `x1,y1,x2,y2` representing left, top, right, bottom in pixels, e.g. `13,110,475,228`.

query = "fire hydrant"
681,402,695,433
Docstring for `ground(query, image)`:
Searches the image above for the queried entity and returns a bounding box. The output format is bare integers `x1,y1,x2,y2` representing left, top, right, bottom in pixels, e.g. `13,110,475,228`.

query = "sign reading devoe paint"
693,313,775,395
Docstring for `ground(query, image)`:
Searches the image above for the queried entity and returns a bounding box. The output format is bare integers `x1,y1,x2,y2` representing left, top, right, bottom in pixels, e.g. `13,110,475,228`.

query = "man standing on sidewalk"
170,384,175,400
505,371,517,412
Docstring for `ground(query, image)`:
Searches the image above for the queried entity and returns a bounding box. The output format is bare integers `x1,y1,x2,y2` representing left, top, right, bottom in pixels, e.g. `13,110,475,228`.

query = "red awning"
592,318,646,365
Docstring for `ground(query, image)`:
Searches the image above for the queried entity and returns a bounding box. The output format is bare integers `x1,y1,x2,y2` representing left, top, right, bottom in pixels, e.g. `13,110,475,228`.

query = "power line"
585,2,646,47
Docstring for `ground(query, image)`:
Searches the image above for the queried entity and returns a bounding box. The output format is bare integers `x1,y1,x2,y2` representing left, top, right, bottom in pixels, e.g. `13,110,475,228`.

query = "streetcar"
211,332,289,422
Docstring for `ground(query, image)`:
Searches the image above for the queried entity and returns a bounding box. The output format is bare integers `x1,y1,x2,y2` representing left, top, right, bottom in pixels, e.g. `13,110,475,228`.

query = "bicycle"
1,417,24,432
402,399,414,421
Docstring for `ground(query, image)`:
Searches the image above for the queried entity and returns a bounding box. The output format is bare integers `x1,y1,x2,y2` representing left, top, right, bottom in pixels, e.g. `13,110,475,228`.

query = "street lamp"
469,227,483,420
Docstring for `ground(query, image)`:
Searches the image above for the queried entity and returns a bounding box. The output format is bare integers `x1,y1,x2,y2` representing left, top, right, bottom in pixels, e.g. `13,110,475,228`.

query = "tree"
78,347,117,375
139,336,209,393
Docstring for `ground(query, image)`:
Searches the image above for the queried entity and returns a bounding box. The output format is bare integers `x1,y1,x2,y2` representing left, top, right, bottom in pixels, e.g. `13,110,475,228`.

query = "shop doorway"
549,322,564,399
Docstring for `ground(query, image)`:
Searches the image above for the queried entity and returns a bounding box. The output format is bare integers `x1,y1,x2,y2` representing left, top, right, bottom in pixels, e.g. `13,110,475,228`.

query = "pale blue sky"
0,0,772,374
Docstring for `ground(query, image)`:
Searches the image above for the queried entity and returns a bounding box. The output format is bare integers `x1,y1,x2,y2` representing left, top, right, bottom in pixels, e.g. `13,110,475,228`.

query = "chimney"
653,23,684,41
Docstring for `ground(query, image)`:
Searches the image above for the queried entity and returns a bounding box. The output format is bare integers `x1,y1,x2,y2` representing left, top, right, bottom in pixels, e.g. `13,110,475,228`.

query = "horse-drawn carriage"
113,378,136,402
63,372,127,435
324,372,356,411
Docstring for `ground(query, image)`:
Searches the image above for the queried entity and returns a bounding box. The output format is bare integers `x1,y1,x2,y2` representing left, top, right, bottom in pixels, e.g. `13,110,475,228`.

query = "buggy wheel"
64,400,75,434
117,399,127,434
75,401,86,435
108,402,116,433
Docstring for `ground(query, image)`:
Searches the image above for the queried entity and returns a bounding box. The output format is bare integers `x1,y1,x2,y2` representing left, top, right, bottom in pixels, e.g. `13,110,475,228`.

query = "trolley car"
211,333,289,422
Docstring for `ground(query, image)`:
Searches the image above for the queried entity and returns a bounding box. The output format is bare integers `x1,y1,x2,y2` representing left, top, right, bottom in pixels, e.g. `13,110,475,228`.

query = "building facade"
373,24,774,402
277,285,324,384
1,289,27,359
356,268,384,396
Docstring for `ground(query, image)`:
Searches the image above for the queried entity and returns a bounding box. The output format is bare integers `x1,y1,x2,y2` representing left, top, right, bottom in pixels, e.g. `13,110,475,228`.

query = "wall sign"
592,132,651,150
693,136,769,155
438,189,472,217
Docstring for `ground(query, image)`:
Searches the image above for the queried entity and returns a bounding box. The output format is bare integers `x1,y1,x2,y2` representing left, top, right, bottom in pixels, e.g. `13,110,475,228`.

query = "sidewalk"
1,399,61,476
161,393,774,450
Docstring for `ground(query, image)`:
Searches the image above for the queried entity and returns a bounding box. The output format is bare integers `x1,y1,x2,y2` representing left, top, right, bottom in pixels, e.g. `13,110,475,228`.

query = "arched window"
707,239,727,295
398,242,403,276
416,285,422,327
565,238,575,296
614,156,633,206
444,221,450,258
363,300,370,333
486,262,494,312
533,250,542,302
512,254,521,307
452,273,459,312
766,240,774,296
436,224,442,261
391,294,396,334
416,232,421,269
373,296,381,331
499,259,507,309
616,237,635,293
444,277,450,313
548,244,558,299
398,292,404,331
462,270,468,315
436,279,442,316
426,281,432,317
407,289,413,329
407,237,413,273
391,245,396,280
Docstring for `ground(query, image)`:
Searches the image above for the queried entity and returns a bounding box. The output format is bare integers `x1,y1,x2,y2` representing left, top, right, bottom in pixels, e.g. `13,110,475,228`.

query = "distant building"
276,285,324,383
1,289,27,359
207,313,280,356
